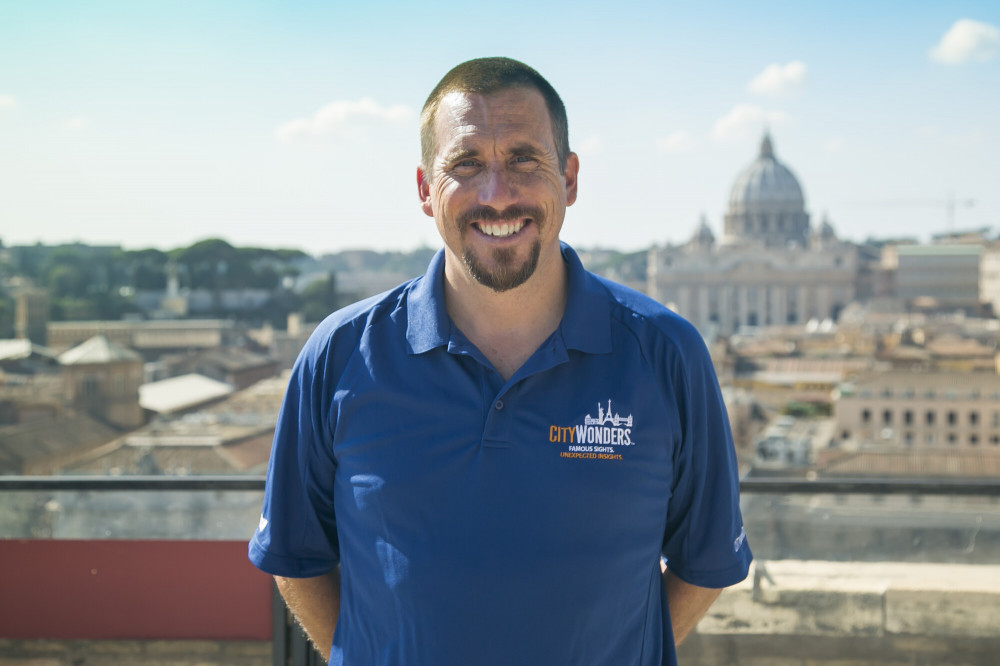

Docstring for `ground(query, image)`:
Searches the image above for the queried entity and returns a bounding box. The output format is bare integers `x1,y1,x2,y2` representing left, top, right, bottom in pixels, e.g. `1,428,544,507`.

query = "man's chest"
328,348,681,563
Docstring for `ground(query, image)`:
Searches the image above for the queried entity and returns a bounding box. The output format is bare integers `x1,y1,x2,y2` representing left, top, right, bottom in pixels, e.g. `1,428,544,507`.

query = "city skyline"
1,1,998,254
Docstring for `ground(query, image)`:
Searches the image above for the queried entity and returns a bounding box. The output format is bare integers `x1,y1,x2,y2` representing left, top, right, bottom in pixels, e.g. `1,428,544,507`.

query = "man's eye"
457,160,478,168
514,156,534,163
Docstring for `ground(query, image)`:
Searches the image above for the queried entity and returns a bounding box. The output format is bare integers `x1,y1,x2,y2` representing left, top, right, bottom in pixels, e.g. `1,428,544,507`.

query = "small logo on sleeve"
734,526,747,553
258,515,269,533
549,399,635,461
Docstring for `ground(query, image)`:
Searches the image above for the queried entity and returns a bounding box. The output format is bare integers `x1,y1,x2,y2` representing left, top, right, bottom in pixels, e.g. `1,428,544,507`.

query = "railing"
2,475,999,666
4,474,999,495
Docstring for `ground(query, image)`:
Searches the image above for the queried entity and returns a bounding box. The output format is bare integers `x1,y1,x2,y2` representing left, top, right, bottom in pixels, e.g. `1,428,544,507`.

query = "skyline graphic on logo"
584,399,633,428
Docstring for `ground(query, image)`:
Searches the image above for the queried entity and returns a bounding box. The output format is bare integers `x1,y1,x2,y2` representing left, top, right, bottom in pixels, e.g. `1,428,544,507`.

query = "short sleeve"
661,328,752,588
248,333,341,578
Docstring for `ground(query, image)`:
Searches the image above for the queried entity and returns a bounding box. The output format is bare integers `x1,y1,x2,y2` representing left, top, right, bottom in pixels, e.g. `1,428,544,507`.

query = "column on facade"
677,286,691,321
799,284,812,321
719,284,733,334
773,284,787,326
697,285,710,331
738,285,749,331
817,284,833,321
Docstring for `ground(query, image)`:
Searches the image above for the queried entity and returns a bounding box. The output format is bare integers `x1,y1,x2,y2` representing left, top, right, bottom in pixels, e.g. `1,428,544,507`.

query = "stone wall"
0,640,269,666
679,560,1000,666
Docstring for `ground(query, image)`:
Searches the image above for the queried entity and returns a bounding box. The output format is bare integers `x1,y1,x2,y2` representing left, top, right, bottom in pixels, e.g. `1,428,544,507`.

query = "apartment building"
836,371,1000,449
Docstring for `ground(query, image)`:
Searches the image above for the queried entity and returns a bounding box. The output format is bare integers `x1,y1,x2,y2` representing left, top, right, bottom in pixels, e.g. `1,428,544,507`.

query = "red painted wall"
0,539,272,640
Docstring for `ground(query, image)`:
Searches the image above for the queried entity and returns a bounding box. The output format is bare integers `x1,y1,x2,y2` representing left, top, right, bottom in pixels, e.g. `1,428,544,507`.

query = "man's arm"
661,564,723,646
274,567,341,661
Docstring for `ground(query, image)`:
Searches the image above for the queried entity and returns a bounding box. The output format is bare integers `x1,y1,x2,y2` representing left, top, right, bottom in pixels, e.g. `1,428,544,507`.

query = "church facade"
647,134,862,336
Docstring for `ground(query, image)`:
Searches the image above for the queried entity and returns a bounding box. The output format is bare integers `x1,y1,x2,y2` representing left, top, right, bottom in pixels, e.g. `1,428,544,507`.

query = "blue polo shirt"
250,244,751,666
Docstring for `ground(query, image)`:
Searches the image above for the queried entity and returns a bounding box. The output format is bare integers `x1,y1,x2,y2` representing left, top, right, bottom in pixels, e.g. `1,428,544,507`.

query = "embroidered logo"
734,526,747,553
549,399,635,461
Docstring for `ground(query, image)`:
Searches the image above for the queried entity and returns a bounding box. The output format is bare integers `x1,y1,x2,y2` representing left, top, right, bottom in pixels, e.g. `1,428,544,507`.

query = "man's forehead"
433,88,553,151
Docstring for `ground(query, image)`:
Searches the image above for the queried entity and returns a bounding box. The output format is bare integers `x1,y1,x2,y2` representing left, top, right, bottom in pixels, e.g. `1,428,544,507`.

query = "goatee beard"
463,241,541,292
457,204,545,293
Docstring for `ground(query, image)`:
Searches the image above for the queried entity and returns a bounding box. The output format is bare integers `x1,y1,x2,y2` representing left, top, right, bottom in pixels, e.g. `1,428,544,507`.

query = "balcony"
2,476,999,665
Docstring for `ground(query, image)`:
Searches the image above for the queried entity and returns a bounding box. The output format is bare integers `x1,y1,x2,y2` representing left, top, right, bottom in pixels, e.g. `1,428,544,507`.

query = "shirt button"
494,400,504,411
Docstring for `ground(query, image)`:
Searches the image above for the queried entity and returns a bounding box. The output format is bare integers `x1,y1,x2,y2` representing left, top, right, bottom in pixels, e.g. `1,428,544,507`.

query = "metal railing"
4,474,1000,495
3,474,999,666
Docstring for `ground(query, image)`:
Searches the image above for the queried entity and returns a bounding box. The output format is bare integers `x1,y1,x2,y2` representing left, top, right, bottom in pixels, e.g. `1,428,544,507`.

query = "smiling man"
249,57,751,666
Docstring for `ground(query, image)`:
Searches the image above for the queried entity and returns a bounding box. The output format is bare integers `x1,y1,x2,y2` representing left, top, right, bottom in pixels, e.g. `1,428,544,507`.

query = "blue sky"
1,1,998,253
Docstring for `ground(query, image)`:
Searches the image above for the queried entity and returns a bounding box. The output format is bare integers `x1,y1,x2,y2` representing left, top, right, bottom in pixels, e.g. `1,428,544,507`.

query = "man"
249,57,751,665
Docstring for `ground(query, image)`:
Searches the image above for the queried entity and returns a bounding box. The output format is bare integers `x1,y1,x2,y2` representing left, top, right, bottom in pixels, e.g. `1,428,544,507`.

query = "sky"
1,1,998,255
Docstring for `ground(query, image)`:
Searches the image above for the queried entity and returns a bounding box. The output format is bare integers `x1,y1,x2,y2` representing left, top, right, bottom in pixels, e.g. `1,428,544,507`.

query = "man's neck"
442,247,568,381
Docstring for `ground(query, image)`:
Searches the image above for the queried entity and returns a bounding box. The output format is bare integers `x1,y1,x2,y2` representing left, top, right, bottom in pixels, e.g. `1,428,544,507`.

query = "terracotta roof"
0,339,59,362
138,374,234,414
59,335,142,365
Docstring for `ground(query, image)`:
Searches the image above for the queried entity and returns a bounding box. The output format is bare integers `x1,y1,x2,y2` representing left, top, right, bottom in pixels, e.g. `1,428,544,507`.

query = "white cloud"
656,131,698,154
747,61,807,96
915,124,985,147
825,136,845,153
0,94,17,108
575,134,603,156
64,117,89,131
929,19,1000,64
712,104,788,142
276,97,412,142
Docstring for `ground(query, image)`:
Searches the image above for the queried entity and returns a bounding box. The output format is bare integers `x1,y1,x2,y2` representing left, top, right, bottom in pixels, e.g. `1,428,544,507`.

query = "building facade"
648,134,861,335
835,371,1000,449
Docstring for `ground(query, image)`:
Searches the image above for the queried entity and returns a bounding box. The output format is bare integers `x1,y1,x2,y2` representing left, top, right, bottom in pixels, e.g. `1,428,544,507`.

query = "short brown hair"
420,57,569,179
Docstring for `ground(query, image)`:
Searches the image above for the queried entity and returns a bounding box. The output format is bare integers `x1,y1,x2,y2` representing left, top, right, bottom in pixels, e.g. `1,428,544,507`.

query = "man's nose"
477,165,517,209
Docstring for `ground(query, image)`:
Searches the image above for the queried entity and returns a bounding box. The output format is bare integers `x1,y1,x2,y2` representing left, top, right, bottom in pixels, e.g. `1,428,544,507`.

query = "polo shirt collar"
404,243,613,356
405,248,450,354
558,243,613,354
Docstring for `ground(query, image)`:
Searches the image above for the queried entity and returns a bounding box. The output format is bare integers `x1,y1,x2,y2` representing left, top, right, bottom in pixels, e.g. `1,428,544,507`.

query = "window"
862,409,871,424
948,411,957,426
970,434,979,446
883,410,892,425
970,411,979,426
948,433,957,445
926,411,935,426
904,410,913,425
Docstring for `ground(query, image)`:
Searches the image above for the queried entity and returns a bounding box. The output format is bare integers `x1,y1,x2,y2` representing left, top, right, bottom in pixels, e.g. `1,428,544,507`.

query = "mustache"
457,204,545,228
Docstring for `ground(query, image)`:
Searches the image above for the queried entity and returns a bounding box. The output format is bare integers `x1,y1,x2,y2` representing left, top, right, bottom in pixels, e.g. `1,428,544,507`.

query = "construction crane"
841,193,976,235
942,192,977,233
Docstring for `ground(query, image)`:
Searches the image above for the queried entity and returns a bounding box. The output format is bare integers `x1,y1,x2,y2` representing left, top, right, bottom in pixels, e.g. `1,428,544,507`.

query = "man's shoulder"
299,277,418,356
589,273,704,348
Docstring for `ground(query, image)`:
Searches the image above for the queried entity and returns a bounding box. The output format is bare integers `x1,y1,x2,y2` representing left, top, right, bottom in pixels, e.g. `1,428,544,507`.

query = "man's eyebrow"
508,143,545,156
441,147,479,164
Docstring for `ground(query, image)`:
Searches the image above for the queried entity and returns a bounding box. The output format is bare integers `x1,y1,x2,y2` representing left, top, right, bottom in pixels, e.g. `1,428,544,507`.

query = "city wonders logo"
549,399,636,461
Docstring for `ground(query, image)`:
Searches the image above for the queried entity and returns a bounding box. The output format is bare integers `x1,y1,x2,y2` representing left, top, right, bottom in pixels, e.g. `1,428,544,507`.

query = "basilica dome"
724,133,810,246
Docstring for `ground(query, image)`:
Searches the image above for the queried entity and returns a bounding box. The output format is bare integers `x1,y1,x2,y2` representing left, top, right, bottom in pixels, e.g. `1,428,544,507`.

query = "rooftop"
59,335,142,365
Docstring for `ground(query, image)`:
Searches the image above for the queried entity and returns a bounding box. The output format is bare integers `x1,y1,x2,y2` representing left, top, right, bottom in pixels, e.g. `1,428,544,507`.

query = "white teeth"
480,221,525,237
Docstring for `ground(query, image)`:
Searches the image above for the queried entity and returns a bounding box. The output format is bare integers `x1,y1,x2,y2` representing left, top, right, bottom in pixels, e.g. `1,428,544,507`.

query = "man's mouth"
476,220,527,238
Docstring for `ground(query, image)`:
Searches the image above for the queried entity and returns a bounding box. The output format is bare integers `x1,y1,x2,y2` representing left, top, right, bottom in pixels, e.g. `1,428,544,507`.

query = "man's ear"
564,152,580,206
417,166,434,218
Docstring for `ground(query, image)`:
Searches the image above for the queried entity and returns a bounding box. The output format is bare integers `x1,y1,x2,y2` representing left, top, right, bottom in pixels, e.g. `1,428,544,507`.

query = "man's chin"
463,243,541,293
